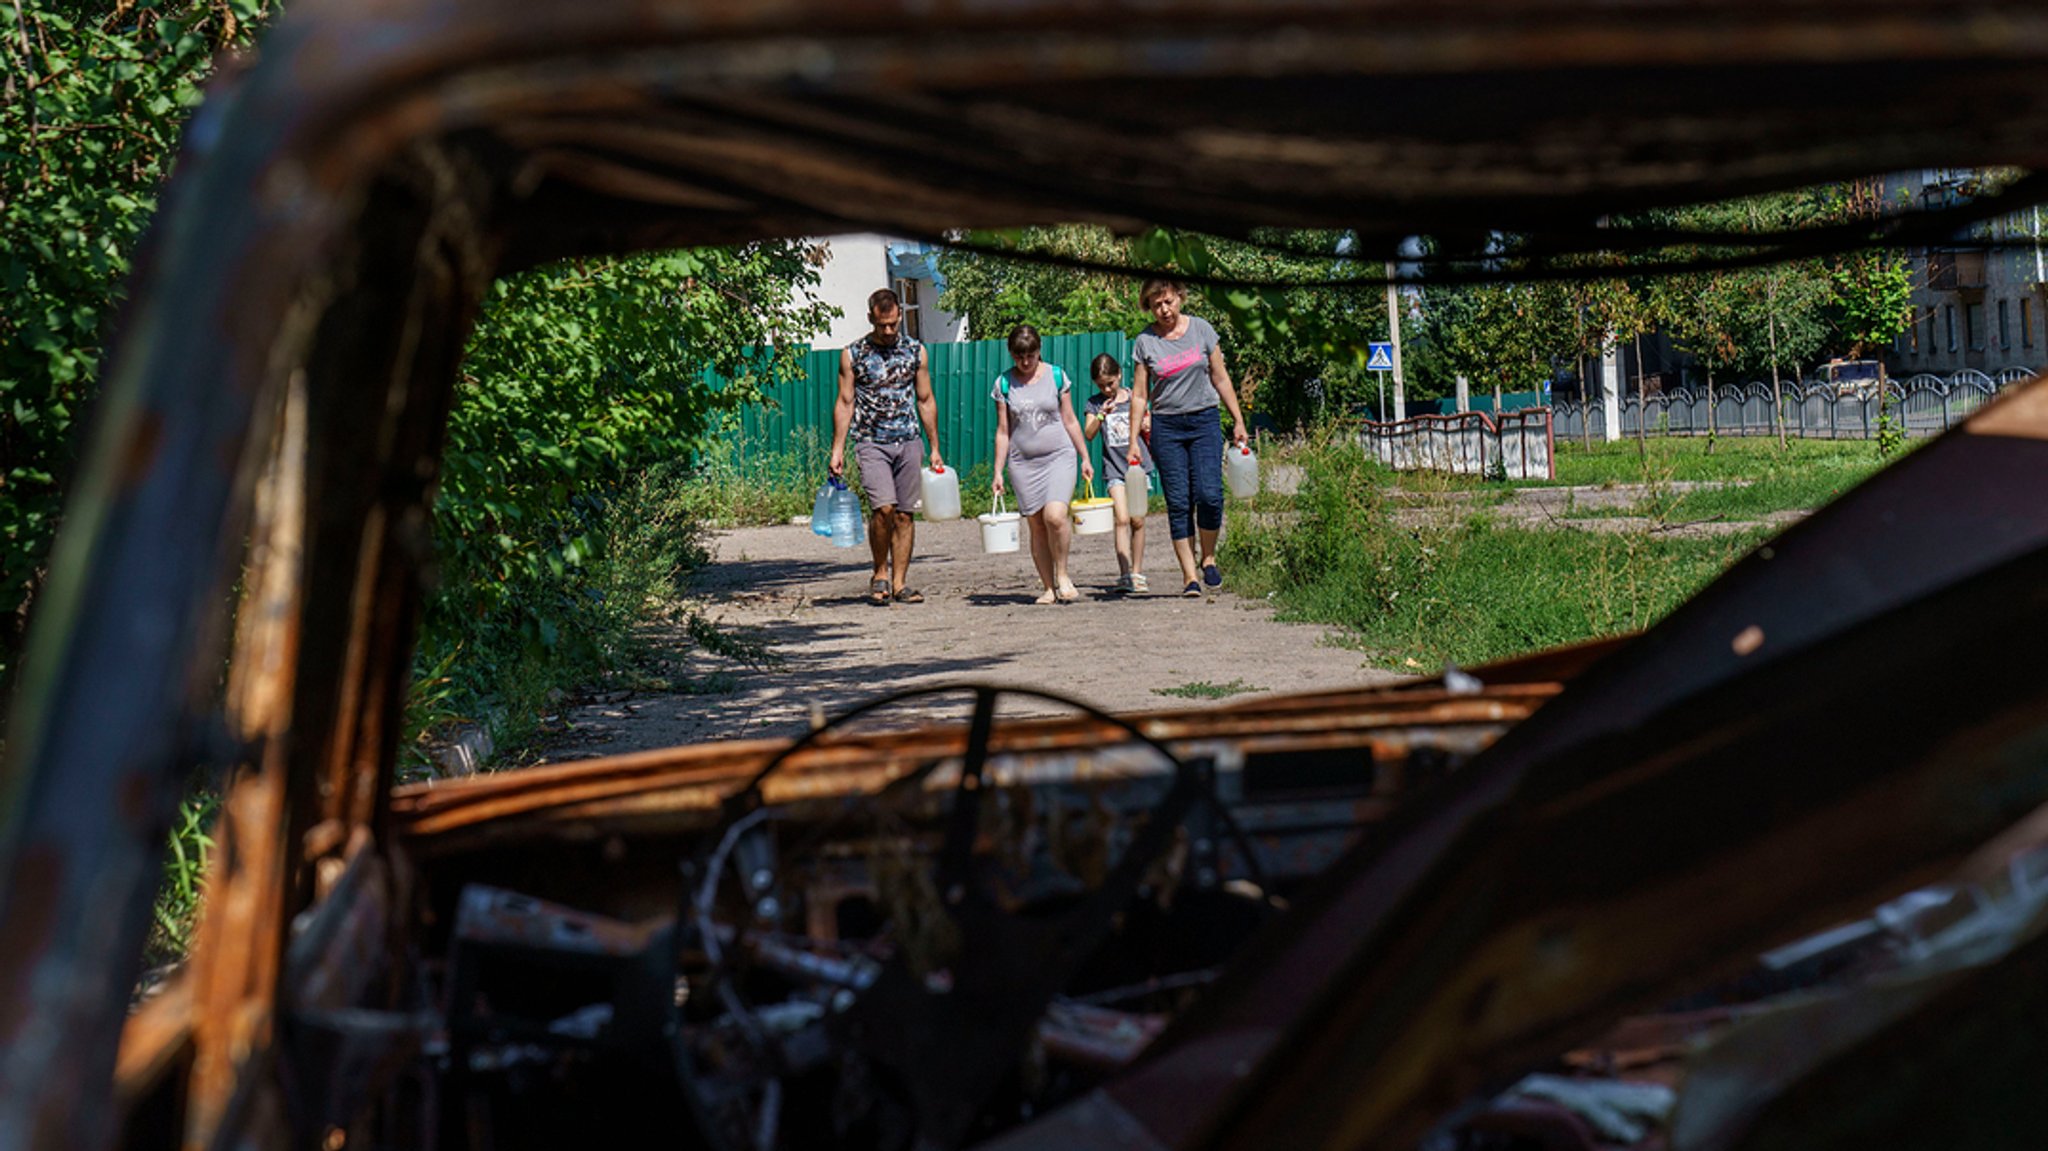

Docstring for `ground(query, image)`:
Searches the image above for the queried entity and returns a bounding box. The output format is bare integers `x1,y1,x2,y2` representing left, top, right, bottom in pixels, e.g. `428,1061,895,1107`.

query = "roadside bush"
409,461,713,765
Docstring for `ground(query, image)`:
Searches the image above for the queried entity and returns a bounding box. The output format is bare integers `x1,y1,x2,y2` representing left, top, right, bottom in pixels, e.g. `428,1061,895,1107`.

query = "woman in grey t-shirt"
992,325,1095,604
1128,279,1251,597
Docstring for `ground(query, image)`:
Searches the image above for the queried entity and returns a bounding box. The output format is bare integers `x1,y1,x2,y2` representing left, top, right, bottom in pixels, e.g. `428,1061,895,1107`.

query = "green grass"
1154,679,1259,699
1221,426,1768,670
1546,438,1894,522
145,788,219,971
1551,436,1889,488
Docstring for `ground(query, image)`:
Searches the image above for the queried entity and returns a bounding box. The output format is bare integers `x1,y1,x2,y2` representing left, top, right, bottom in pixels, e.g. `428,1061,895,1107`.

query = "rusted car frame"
7,2,2048,1149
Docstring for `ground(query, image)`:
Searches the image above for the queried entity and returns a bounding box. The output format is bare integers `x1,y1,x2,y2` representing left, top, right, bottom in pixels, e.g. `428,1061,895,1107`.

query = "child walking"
1083,354,1151,594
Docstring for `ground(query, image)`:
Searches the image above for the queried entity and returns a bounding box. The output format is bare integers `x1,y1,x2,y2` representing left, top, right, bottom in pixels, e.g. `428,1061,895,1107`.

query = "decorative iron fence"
1362,408,1556,480
1549,369,2036,441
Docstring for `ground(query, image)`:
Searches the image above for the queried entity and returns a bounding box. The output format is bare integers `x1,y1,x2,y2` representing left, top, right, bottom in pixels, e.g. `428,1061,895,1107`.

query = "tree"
934,225,1148,337
1825,180,1917,455
1422,279,1571,417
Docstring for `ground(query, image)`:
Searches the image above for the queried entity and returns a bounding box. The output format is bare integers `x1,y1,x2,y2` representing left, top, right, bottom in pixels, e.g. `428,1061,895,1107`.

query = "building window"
1927,311,1939,354
2026,299,2036,349
1967,302,1985,351
1947,304,1957,351
2000,299,2012,350
1908,317,1920,355
893,277,923,340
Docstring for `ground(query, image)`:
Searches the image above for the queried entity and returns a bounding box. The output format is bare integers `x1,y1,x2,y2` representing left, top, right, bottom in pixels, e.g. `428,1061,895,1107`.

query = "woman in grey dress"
991,324,1094,603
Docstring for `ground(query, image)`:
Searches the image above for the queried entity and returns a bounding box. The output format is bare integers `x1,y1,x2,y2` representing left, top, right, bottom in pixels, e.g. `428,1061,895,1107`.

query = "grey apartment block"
1891,169,2048,376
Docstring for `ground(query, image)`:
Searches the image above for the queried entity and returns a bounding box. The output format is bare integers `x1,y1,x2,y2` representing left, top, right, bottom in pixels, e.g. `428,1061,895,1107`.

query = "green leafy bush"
1,0,272,683
420,246,833,754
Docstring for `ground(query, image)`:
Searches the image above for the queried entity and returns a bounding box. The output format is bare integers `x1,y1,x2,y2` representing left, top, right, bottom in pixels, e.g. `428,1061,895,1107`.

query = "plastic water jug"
1122,474,1152,520
811,481,835,536
826,478,864,548
920,464,961,521
1225,444,1260,499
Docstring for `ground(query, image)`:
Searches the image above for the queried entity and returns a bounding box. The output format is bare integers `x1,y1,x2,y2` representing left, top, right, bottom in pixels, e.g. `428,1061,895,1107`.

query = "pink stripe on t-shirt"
1154,346,1207,377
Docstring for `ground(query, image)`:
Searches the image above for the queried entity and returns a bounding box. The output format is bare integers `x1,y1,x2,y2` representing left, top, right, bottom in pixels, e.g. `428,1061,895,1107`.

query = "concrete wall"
811,233,891,350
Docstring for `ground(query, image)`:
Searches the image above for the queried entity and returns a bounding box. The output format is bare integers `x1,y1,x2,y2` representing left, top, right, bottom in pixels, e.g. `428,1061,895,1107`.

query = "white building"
808,234,969,349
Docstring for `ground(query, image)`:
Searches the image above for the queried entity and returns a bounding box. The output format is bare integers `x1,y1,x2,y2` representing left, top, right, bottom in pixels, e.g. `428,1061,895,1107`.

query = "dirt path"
540,519,1399,760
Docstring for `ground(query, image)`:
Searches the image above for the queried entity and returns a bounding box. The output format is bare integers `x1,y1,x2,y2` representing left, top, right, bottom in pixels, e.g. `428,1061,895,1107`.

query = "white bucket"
1072,498,1115,536
978,491,1021,554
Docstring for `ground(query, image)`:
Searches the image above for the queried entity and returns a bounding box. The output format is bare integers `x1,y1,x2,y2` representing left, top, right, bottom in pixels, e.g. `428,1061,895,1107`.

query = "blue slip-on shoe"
1202,563,1222,589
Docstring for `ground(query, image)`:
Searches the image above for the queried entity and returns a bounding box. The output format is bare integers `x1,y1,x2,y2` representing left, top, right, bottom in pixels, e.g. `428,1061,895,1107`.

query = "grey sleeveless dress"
993,364,1079,516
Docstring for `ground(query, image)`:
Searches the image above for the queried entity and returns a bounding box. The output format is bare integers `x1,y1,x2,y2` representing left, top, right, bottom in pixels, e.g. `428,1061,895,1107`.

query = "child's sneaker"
1129,573,1149,594
1114,573,1134,594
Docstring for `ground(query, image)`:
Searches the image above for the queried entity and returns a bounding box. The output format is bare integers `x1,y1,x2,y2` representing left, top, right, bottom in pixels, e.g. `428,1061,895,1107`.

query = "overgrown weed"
1154,679,1259,699
685,428,823,527
143,788,219,971
411,461,754,768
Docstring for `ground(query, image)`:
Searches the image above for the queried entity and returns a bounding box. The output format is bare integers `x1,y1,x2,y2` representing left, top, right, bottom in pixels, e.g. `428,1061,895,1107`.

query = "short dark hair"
1007,324,1041,356
1140,278,1184,306
1090,353,1122,381
868,288,901,315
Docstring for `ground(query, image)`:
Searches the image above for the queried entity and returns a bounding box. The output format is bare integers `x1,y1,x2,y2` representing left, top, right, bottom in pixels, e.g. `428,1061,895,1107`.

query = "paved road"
540,518,1399,759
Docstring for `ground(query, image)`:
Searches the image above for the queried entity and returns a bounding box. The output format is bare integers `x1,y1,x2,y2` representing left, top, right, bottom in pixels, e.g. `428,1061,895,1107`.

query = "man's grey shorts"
854,438,923,512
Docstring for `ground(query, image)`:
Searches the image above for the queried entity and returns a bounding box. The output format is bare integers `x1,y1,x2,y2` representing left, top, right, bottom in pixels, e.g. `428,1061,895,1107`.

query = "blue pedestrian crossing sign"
1366,342,1395,372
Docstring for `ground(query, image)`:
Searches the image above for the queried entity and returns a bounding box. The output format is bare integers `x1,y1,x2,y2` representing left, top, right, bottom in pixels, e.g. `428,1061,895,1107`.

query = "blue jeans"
1151,408,1224,541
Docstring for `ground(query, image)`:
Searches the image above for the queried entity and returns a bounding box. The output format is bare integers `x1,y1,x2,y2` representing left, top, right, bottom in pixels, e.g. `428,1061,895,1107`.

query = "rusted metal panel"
12,1,2048,1147
390,688,1546,852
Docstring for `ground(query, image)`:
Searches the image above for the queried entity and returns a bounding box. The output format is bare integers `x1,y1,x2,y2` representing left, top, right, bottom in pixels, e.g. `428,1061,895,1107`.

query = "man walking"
829,288,944,604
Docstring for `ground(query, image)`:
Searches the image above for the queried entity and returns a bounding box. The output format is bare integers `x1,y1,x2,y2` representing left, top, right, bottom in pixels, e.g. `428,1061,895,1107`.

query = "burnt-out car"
9,3,2048,1150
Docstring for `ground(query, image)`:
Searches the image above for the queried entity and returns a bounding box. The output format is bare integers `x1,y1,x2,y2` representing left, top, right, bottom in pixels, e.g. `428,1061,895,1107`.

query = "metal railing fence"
1549,369,2035,441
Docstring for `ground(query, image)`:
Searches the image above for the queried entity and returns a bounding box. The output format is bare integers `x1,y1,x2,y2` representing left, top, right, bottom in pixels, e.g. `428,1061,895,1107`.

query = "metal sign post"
1368,341,1395,420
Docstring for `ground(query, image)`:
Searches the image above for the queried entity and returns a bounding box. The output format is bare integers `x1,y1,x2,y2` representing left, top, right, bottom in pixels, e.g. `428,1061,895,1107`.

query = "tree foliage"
429,244,833,674
1825,182,1917,360
939,226,1388,428
0,0,837,724
1419,278,1572,407
1,0,272,680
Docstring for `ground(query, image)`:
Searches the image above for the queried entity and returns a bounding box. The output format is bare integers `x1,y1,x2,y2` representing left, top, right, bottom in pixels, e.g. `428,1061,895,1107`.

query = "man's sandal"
868,578,892,604
892,587,925,603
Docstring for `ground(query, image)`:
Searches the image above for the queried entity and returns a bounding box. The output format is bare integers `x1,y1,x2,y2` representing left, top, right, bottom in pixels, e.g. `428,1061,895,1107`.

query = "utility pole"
1385,261,1406,418
1600,338,1623,442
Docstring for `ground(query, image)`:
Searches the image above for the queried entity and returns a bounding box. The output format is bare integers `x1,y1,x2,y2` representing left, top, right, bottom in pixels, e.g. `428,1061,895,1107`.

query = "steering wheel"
672,683,1270,1151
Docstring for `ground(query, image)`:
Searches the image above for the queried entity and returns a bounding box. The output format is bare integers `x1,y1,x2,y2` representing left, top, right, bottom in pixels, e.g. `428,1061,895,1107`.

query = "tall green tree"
1823,179,1916,454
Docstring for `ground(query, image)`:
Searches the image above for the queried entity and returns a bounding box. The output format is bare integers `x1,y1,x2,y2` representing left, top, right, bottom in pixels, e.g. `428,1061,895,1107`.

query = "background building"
808,234,969,349
1891,169,2048,375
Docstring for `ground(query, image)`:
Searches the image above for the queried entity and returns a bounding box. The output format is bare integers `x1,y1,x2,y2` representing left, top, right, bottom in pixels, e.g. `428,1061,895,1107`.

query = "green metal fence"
723,331,1141,491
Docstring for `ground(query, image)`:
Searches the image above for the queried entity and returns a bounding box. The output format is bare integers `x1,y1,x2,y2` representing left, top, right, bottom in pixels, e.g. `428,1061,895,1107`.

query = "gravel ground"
540,517,1400,759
